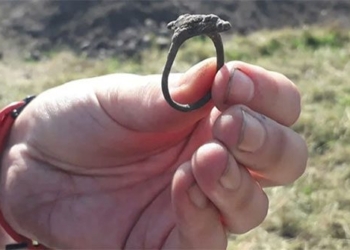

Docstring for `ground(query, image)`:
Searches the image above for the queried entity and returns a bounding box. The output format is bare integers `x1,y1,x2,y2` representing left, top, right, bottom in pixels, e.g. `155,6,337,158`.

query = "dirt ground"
0,0,349,59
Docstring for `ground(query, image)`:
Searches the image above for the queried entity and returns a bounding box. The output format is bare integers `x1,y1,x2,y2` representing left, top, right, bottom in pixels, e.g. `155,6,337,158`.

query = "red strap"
0,101,48,249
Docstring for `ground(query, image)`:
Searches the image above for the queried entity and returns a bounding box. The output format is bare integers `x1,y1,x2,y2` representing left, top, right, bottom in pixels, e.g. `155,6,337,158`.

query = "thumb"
94,58,217,132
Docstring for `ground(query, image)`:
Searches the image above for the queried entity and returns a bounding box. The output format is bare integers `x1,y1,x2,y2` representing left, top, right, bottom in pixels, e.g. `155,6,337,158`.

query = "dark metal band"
161,32,224,112
11,95,36,118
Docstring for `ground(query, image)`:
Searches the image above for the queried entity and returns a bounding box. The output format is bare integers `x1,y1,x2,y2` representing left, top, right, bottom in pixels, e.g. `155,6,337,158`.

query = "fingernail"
238,110,266,152
220,163,238,190
225,68,254,104
188,184,208,209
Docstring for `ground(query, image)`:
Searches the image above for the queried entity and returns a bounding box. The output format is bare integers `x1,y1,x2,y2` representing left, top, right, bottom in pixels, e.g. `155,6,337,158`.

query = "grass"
1,25,350,249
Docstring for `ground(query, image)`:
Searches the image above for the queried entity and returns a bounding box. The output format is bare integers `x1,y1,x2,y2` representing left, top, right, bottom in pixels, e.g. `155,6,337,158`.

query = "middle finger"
212,105,308,187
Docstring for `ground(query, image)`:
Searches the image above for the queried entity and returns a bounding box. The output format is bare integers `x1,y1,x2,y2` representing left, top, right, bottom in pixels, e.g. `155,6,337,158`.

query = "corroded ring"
161,14,231,112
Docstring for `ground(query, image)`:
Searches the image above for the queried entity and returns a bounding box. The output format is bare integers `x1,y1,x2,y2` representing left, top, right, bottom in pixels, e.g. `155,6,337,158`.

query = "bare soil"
0,0,349,59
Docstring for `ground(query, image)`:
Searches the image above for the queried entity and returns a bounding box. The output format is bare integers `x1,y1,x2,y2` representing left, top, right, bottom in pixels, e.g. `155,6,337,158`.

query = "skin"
0,59,308,249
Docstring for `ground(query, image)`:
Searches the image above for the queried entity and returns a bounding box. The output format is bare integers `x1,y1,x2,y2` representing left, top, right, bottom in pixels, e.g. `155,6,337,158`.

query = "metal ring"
162,33,224,112
161,14,231,112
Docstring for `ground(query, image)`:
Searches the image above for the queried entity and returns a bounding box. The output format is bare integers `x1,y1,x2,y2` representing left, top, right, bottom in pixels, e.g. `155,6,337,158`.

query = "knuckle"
272,134,308,185
282,140,308,185
226,193,269,234
284,84,302,126
272,72,302,126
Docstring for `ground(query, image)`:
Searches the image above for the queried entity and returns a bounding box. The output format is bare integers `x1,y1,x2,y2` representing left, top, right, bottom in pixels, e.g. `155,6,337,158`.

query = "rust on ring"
161,14,232,112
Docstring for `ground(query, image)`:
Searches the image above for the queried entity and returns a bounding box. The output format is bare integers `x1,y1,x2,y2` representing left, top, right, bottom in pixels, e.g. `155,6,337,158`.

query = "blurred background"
1,0,350,249
0,0,349,59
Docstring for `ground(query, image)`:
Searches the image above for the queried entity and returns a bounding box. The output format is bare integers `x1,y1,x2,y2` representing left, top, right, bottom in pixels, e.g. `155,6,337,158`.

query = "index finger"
212,61,301,126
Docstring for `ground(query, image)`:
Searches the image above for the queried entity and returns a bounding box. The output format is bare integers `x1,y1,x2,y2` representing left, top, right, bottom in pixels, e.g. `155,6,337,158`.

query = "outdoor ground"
0,0,349,58
1,25,350,249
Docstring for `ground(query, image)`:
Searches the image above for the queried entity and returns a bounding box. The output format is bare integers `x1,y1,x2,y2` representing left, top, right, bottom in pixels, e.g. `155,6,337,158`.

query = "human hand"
0,59,307,249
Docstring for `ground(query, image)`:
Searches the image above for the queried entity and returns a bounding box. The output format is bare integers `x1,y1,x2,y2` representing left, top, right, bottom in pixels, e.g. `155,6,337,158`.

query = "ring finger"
191,141,269,234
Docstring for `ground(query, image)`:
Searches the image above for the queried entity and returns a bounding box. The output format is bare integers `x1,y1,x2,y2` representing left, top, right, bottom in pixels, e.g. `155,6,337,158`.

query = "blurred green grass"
1,25,350,249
